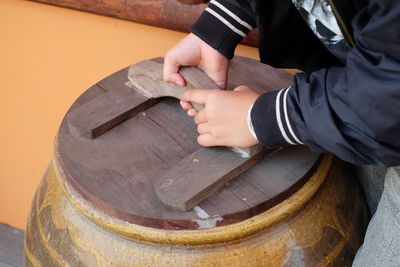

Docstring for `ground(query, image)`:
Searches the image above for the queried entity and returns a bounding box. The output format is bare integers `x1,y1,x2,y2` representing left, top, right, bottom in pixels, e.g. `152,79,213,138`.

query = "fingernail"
188,109,197,117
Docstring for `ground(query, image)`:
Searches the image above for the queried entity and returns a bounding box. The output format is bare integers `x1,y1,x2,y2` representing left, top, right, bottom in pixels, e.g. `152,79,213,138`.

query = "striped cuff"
251,86,304,148
190,0,256,59
247,104,257,140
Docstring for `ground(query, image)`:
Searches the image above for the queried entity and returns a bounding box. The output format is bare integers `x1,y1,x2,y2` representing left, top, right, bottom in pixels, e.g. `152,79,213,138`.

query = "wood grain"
128,60,218,110
57,56,320,229
156,147,271,211
68,58,270,209
67,59,219,139
67,87,159,139
29,0,258,47
128,59,263,157
66,59,215,139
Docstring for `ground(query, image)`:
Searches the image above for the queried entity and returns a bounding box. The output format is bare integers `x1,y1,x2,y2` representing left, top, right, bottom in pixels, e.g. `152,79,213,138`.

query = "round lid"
56,56,320,230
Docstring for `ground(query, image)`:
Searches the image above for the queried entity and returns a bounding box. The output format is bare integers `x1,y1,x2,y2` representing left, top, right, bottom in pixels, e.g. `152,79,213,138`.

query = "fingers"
182,89,216,146
187,108,197,117
194,110,207,124
180,101,197,117
211,74,227,90
200,66,228,89
197,134,218,147
197,123,210,135
163,54,186,86
196,124,227,147
168,73,186,87
180,100,192,110
197,42,229,89
195,113,214,146
181,89,210,105
180,101,207,118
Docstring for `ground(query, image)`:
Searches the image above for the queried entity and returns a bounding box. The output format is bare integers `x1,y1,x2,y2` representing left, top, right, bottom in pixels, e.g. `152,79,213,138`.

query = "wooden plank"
228,56,294,93
143,98,253,220
128,60,217,110
126,60,269,209
57,56,321,230
243,146,320,197
128,59,264,157
69,58,261,154
59,109,202,229
227,146,321,215
124,59,270,210
155,147,271,211
223,174,269,209
67,87,159,138
28,0,259,47
0,224,24,267
96,67,131,92
68,59,218,140
144,98,200,153
69,85,107,108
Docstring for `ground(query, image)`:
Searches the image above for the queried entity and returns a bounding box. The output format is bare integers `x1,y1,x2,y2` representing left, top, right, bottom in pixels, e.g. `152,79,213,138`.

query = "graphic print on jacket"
291,0,351,63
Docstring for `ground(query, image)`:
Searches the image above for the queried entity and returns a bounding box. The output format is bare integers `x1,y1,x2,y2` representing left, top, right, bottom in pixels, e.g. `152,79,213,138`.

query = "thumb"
163,55,186,87
167,73,186,87
181,88,209,105
205,70,227,89
199,61,229,90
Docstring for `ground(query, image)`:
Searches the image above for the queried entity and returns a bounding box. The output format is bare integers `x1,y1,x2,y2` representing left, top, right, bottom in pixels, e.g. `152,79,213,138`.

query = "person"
163,0,400,265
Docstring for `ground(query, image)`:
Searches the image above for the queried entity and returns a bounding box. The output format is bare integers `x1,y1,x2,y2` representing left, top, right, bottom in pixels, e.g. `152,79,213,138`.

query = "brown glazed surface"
25,157,369,266
56,57,322,229
29,0,259,46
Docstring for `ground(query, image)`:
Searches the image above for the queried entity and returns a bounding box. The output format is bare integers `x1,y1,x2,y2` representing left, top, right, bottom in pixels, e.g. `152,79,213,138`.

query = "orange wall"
0,0,259,230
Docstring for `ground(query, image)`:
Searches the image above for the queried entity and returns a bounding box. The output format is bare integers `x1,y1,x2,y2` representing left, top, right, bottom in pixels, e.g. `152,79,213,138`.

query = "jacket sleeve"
190,0,256,59
251,0,400,167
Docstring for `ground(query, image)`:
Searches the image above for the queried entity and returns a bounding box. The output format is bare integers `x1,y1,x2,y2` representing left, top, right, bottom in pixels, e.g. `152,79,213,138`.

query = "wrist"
189,0,256,59
247,104,258,141
251,86,304,148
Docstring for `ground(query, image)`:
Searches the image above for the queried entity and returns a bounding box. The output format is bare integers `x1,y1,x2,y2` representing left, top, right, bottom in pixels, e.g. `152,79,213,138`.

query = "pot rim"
53,152,332,247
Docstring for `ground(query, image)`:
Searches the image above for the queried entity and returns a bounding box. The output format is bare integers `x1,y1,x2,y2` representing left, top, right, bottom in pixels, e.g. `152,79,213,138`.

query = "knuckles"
205,89,223,102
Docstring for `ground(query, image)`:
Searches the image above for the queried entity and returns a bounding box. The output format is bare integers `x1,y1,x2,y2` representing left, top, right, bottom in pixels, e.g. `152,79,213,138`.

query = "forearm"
251,0,400,166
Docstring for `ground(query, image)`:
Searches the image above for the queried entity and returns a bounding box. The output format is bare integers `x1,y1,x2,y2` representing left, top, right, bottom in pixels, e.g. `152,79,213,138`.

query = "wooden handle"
128,60,219,111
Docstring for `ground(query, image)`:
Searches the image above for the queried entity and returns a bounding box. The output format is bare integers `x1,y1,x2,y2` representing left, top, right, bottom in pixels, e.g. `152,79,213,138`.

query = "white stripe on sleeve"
247,104,258,140
276,89,296,145
205,8,246,37
282,87,304,144
210,0,253,31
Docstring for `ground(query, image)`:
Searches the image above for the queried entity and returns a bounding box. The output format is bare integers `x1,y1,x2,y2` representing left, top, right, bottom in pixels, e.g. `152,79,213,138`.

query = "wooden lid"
56,56,320,230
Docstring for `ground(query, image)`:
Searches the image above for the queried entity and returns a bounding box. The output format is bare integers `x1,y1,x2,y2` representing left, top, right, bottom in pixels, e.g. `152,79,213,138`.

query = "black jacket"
190,0,400,166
